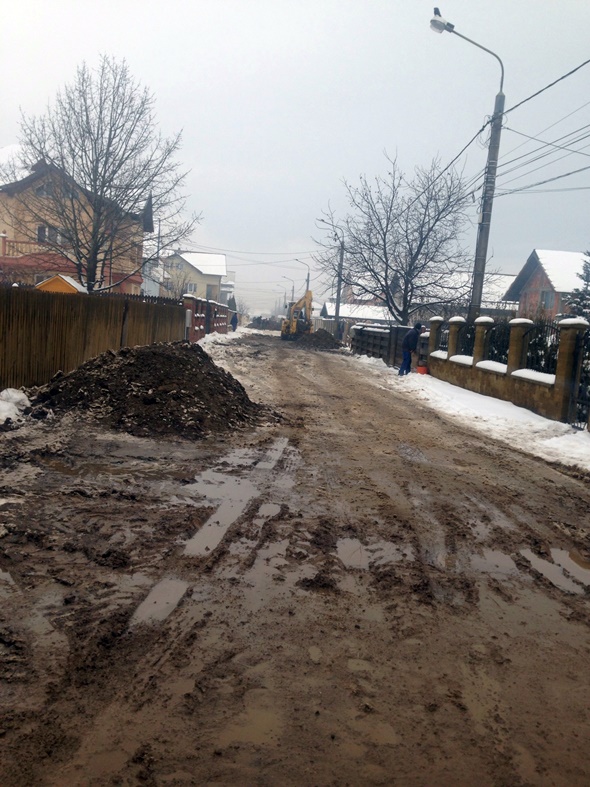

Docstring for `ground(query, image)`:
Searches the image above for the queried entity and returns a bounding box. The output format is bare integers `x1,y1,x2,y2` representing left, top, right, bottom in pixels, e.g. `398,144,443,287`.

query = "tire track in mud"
2,334,590,786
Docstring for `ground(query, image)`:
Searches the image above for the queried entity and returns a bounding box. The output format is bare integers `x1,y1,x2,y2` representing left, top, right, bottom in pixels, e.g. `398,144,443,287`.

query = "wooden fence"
0,288,186,388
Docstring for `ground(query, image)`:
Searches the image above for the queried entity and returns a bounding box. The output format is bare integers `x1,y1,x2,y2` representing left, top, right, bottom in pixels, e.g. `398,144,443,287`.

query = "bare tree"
315,157,472,324
162,266,195,301
235,297,250,317
0,55,198,292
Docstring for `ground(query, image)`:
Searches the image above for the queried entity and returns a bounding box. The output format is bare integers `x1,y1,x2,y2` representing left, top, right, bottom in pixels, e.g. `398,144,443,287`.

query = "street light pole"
430,9,505,322
318,219,345,339
295,259,311,292
282,276,295,303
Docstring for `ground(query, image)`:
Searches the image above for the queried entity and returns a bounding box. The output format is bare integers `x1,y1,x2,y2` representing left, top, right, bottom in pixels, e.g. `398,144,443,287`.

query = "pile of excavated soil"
30,342,271,439
297,329,342,350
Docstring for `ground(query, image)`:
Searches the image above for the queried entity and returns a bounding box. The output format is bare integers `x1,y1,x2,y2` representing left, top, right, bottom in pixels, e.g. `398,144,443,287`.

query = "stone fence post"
473,316,495,365
556,318,590,422
447,316,465,358
428,316,444,355
507,319,534,375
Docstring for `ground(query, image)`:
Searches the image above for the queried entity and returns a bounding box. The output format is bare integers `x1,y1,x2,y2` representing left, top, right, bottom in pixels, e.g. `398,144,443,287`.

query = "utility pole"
430,9,505,323
335,237,344,340
468,90,505,322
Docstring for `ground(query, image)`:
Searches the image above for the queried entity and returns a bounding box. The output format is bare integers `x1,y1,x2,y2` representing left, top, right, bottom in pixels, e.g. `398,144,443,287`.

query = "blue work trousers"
398,350,412,375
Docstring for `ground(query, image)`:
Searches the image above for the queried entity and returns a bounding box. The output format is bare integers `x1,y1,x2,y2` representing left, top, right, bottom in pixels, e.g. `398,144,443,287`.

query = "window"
35,182,53,197
37,225,66,245
540,290,554,310
187,282,197,293
206,284,216,300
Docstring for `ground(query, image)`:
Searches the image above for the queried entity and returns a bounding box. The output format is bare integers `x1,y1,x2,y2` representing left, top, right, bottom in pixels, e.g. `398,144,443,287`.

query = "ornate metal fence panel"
487,322,511,364
456,323,476,356
522,322,559,375
569,328,590,430
438,323,449,352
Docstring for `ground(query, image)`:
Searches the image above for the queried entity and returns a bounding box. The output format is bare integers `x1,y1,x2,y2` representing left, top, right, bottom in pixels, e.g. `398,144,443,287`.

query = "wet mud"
1,332,590,785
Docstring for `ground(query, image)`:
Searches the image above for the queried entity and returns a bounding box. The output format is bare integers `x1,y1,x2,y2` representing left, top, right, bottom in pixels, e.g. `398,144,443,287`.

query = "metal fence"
522,321,560,375
486,322,511,365
456,323,476,356
570,328,590,429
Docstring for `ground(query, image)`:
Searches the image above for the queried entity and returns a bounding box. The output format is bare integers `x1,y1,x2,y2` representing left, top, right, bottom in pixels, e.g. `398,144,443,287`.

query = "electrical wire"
496,162,590,196
504,57,590,117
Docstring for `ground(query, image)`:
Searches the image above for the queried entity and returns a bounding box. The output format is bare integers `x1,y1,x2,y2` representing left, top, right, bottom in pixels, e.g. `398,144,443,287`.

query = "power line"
503,126,590,159
187,243,317,256
499,99,590,160
504,57,590,117
496,162,590,196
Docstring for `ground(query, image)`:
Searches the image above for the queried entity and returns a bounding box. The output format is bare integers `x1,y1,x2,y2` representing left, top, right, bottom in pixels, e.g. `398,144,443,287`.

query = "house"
320,301,396,324
503,249,590,319
162,251,226,300
220,270,236,306
0,159,144,293
35,274,87,294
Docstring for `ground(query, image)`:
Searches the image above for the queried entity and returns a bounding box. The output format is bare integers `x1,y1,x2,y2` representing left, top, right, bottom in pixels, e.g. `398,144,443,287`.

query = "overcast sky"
2,1,589,313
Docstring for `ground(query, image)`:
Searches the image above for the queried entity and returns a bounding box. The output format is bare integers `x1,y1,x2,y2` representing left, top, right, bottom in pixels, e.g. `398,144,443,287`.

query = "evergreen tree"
566,255,590,319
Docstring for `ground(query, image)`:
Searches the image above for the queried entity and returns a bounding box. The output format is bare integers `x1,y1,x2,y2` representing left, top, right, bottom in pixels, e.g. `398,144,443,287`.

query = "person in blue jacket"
399,322,423,375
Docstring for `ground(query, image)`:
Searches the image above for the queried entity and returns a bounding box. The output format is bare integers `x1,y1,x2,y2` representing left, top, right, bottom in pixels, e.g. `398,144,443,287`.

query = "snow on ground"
345,353,590,473
198,327,280,350
0,389,30,423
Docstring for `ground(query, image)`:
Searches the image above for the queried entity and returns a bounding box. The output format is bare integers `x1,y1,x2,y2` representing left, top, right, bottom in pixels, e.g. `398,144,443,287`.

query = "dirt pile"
297,329,342,350
31,341,270,439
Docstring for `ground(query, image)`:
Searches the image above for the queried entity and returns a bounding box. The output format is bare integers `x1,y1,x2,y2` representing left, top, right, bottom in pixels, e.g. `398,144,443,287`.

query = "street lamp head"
430,8,454,33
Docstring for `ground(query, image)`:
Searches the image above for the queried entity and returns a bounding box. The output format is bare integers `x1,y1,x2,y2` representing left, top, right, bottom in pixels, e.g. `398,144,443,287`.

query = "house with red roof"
503,249,590,319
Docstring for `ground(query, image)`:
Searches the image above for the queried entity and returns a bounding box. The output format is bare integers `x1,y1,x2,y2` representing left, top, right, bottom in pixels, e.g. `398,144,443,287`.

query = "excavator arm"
280,290,313,340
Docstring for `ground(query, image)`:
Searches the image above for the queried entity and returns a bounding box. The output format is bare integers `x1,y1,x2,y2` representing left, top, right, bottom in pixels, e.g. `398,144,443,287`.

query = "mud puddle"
130,577,190,625
470,549,520,577
520,549,584,595
183,439,291,557
183,472,258,557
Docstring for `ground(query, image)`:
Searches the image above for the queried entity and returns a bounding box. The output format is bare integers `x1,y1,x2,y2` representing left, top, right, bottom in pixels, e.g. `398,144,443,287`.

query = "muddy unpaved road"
1,331,590,786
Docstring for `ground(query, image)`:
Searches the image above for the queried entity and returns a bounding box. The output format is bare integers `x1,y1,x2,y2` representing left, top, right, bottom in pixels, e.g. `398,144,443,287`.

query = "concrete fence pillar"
507,319,534,375
428,316,444,355
447,316,466,358
473,316,495,365
556,318,590,422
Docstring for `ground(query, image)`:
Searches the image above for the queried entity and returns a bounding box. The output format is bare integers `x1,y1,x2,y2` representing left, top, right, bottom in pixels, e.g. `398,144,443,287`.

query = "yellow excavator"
280,290,313,340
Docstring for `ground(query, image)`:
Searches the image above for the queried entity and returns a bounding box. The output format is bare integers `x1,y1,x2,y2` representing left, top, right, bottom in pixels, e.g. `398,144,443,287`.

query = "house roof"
321,302,395,322
503,249,590,301
0,159,146,223
36,274,87,293
173,252,227,277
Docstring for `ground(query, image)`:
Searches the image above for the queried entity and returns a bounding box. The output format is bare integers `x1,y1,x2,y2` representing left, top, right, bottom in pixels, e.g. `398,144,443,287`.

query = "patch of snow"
0,388,30,423
430,350,448,360
449,316,466,324
475,316,495,324
449,355,473,366
511,369,555,386
509,318,534,325
0,389,30,408
559,317,589,327
476,361,507,374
